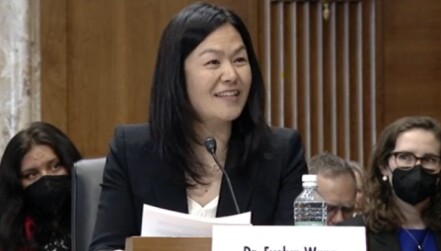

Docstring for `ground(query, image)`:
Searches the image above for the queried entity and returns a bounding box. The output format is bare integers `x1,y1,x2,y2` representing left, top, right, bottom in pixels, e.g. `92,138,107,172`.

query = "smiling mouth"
214,90,240,97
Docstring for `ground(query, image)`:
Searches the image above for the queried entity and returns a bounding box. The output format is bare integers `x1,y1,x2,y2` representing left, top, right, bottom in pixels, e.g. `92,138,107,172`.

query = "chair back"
71,157,106,251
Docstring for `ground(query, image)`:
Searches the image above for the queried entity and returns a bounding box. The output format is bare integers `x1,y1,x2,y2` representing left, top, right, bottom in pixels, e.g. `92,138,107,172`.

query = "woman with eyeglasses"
343,116,441,250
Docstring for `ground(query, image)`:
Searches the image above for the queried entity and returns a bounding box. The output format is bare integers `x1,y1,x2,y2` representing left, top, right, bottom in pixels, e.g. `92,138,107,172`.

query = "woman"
0,122,82,251
346,116,441,250
90,2,307,250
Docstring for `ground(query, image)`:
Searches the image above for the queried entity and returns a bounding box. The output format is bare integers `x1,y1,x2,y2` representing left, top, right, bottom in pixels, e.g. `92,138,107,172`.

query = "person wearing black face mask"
389,153,439,206
0,122,81,251
340,116,441,251
25,175,72,220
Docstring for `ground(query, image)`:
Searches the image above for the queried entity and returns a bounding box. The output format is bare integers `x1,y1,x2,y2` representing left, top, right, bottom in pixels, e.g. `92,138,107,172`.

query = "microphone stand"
204,137,241,214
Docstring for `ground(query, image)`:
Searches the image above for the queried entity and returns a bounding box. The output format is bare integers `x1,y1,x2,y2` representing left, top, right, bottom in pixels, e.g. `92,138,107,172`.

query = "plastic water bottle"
294,174,327,226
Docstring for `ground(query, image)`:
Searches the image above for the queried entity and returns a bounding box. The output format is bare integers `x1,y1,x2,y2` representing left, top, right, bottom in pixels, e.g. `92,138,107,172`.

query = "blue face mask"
392,165,439,205
24,175,71,218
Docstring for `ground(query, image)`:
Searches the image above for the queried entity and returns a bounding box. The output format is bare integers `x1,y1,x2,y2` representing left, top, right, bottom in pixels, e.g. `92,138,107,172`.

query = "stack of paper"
141,204,251,237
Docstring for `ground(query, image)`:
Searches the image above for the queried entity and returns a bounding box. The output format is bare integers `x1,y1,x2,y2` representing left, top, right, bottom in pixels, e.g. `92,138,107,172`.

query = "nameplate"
212,225,366,251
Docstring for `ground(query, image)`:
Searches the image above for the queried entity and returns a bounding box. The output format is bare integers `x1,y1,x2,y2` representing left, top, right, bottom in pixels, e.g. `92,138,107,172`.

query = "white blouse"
187,196,219,218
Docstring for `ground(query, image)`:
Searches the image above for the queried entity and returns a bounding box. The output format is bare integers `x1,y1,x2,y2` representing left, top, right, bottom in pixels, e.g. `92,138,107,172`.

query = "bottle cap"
302,174,317,182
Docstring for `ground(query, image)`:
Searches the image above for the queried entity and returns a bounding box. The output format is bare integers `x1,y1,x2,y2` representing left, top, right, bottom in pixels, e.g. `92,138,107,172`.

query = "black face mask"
24,175,71,219
392,165,439,205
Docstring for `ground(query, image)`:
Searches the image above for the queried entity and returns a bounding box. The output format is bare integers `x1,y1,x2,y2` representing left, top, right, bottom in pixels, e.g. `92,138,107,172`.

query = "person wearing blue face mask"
342,116,441,251
0,122,82,251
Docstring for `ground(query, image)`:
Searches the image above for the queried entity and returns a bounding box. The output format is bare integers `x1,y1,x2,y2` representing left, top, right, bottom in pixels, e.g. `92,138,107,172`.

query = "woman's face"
20,144,68,188
384,129,441,174
381,128,441,205
184,23,252,126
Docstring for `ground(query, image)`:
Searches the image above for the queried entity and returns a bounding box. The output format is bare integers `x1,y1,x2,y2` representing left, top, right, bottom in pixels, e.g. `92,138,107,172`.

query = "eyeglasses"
390,151,441,174
327,204,354,219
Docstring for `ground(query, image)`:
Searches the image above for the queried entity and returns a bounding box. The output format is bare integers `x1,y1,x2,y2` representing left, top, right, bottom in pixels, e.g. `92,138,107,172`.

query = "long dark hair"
149,2,270,185
0,121,82,250
364,116,441,232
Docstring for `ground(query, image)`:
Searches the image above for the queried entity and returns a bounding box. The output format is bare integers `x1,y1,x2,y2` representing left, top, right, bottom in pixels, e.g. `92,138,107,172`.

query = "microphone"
204,137,241,214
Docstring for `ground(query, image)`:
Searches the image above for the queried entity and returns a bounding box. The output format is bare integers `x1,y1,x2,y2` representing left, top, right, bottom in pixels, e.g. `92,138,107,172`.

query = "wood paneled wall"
41,0,441,166
41,0,261,157
381,0,441,125
262,0,377,165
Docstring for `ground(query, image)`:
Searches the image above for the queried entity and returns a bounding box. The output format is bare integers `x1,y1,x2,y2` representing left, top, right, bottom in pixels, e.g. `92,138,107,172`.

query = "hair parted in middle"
149,2,270,185
0,121,82,250
364,116,441,232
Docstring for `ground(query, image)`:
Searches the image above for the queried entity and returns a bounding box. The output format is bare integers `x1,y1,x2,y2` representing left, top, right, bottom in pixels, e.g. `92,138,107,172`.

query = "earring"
382,175,388,182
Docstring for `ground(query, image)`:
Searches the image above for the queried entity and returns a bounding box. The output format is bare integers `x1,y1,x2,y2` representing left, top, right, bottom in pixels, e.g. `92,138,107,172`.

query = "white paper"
141,204,251,237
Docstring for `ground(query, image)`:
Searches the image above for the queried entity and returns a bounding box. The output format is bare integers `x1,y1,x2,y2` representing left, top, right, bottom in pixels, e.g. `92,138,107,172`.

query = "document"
141,204,251,237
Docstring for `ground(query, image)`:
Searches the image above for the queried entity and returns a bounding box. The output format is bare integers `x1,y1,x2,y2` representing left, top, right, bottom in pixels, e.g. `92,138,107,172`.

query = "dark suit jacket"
342,216,441,251
89,124,307,251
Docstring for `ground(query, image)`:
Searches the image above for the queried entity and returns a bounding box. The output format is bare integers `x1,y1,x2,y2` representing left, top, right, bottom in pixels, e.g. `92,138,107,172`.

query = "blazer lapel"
147,151,188,214
217,136,254,217
369,230,400,251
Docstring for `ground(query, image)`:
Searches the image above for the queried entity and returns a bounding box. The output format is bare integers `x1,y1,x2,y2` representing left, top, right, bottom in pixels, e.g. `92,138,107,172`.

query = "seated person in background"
89,2,308,250
348,160,365,216
343,116,441,250
308,152,357,225
0,121,82,251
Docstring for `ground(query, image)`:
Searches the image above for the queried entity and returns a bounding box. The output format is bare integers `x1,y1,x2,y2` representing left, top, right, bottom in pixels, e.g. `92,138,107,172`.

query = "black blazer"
89,124,307,251
342,216,441,251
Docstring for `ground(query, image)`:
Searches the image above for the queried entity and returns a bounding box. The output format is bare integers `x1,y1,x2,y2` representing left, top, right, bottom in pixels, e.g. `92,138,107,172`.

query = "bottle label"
294,201,327,226
294,221,326,226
